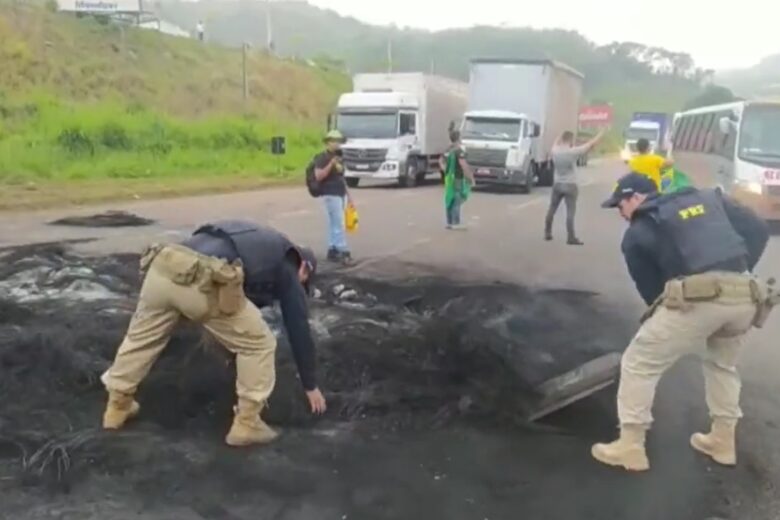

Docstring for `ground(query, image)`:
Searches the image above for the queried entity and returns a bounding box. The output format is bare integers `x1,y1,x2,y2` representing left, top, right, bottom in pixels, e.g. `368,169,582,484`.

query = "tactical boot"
103,391,140,430
690,418,737,466
225,398,278,447
591,424,650,472
326,248,340,262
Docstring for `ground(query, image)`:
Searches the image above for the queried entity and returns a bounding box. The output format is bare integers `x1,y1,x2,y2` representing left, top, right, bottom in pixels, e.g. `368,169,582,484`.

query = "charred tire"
346,177,360,188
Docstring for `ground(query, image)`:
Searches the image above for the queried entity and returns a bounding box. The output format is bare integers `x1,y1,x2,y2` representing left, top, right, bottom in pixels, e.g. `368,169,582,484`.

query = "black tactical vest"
654,188,748,275
192,220,295,306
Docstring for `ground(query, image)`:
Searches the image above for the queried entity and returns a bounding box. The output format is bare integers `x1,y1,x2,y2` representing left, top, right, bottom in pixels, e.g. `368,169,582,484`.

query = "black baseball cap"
601,172,658,208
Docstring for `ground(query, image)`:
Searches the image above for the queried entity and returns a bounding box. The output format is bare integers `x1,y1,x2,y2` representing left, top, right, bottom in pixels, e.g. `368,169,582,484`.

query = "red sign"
579,105,613,128
765,169,780,185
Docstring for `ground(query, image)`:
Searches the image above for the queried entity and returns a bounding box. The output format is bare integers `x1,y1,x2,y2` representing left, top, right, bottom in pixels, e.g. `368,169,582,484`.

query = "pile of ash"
48,210,156,228
0,244,633,493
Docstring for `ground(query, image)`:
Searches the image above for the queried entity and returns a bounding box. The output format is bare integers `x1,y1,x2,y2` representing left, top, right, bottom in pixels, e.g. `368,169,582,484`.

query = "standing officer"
101,220,326,448
593,173,772,471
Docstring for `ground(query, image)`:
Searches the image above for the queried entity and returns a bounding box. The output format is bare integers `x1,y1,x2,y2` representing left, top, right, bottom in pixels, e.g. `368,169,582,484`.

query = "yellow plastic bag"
345,203,359,233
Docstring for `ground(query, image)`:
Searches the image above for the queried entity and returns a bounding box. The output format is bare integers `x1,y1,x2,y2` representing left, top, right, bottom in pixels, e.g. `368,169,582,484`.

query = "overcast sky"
308,0,776,70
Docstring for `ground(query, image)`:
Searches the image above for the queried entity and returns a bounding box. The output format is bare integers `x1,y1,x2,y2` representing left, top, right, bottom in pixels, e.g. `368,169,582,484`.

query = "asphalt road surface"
2,159,779,519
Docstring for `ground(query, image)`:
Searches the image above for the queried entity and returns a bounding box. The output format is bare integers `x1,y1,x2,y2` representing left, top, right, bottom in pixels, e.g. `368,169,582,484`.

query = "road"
2,159,779,519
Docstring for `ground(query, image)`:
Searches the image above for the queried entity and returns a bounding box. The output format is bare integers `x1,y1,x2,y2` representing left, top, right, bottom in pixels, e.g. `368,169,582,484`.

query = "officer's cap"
601,172,658,208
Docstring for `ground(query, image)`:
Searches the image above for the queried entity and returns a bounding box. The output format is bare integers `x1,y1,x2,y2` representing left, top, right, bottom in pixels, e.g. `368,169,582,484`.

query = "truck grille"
465,148,508,168
342,148,388,162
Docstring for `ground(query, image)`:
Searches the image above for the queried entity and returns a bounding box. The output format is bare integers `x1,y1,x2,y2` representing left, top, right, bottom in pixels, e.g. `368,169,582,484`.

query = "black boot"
340,251,354,265
327,248,340,262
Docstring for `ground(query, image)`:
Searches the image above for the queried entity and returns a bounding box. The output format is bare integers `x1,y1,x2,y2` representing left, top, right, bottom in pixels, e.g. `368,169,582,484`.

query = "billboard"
57,0,142,14
578,104,613,128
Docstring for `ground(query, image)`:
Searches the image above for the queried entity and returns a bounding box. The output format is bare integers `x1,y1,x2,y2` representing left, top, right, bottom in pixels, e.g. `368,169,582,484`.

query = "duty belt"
641,272,777,329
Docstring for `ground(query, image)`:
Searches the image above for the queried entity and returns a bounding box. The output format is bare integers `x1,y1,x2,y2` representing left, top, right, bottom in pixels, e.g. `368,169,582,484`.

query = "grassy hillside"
156,0,711,145
0,0,349,208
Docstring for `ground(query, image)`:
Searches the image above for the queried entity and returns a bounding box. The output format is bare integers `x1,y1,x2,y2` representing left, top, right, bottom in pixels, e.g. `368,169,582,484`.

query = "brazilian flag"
444,149,471,208
659,167,693,194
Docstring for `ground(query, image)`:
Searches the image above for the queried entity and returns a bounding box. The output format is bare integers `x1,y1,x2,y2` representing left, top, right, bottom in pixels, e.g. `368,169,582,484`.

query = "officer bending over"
593,173,771,472
101,220,325,448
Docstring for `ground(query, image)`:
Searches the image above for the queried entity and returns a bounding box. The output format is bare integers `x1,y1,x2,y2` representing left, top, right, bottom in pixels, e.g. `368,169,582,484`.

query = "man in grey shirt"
544,128,606,245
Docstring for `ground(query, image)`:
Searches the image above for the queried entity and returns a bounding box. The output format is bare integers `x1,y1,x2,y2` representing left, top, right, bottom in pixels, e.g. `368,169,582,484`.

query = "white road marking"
507,197,545,213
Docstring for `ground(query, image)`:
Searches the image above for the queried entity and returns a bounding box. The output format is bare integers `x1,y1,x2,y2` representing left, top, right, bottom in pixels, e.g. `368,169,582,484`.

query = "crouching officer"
593,173,773,471
100,220,326,447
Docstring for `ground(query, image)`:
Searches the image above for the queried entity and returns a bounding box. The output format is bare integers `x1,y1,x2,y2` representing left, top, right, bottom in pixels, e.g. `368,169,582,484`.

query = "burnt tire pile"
0,244,633,500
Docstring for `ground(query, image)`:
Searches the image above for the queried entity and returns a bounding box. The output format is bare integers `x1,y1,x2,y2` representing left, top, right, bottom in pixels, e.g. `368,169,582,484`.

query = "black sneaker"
327,248,340,262
544,233,553,241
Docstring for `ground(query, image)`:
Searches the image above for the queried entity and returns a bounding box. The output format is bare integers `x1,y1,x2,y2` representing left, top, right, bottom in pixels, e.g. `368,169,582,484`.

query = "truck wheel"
399,162,418,188
346,178,360,188
538,162,554,187
520,166,534,194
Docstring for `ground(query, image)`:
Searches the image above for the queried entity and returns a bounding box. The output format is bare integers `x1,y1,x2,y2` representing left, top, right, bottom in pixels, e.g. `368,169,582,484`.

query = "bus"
670,100,780,221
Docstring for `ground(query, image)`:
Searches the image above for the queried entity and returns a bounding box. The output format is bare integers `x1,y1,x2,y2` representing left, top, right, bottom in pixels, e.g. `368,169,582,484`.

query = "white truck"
462,59,585,191
332,73,468,188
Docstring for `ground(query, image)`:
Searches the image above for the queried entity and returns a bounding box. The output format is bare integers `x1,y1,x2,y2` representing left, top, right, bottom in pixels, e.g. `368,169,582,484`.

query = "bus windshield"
739,105,780,163
462,118,521,142
337,112,398,139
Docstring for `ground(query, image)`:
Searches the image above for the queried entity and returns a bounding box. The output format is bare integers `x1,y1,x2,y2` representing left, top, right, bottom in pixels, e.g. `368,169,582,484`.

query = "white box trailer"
464,60,585,189
335,73,468,187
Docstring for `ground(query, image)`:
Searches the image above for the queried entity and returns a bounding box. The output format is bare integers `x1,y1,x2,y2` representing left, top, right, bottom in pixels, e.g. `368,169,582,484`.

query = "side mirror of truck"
327,113,334,131
532,124,540,138
718,117,733,135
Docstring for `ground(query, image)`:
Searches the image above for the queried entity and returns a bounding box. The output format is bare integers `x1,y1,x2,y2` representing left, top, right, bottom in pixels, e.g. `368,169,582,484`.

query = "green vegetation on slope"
0,0,348,202
157,0,714,136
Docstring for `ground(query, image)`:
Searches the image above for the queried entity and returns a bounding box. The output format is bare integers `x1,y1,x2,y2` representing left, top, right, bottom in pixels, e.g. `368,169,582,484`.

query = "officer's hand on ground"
306,388,327,415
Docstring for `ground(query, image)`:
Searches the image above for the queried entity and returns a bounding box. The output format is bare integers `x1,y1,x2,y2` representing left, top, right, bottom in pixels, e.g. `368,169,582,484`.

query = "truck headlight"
739,181,763,195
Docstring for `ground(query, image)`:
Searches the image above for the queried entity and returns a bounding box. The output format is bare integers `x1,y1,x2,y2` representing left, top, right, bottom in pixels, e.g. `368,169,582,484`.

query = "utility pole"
242,42,249,104
387,38,393,73
266,2,274,55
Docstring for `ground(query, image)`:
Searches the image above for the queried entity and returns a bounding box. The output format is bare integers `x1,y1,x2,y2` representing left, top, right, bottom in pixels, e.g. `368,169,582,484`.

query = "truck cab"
621,120,662,162
335,91,422,188
460,110,540,193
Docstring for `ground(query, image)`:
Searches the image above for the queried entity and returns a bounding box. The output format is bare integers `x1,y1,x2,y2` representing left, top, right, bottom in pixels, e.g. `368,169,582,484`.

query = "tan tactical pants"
101,245,277,405
618,274,759,426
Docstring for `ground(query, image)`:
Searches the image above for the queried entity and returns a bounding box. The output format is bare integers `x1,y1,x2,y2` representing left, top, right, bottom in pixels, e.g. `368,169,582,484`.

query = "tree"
684,85,739,110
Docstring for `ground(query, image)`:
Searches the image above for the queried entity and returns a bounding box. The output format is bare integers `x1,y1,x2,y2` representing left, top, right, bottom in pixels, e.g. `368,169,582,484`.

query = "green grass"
0,1,347,197
0,94,322,183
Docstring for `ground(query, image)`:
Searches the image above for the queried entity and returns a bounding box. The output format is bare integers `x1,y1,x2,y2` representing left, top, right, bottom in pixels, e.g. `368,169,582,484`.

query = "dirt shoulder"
0,176,298,212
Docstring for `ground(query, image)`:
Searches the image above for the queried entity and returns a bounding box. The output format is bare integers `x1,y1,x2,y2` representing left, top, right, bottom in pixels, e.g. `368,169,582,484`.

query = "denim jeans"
544,182,579,239
322,195,348,252
446,191,463,226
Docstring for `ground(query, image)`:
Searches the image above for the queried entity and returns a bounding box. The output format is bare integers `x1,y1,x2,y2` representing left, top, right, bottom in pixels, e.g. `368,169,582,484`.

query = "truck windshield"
739,105,780,163
625,128,659,141
462,118,521,142
337,112,398,139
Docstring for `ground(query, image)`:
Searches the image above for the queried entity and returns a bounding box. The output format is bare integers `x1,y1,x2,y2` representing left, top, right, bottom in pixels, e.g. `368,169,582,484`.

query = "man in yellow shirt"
629,138,674,189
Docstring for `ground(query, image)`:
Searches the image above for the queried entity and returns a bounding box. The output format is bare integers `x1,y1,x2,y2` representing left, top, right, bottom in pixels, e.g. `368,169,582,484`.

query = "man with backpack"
306,130,354,264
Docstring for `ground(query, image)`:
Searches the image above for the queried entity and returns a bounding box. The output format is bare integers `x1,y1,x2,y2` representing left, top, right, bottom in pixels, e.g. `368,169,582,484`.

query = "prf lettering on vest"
678,204,706,220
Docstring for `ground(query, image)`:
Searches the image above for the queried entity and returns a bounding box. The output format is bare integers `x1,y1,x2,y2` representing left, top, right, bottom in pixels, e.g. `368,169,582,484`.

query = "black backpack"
305,159,321,197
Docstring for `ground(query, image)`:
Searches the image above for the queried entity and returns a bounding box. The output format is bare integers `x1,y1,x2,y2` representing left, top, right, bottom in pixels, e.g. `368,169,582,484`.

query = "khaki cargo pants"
618,272,761,426
101,244,277,405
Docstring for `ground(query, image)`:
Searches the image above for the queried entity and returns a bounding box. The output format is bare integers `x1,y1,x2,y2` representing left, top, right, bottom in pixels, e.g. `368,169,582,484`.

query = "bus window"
739,104,780,165
677,116,693,150
695,114,715,152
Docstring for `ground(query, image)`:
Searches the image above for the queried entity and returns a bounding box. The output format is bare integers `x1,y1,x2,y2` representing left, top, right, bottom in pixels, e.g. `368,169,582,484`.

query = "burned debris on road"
0,243,638,517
